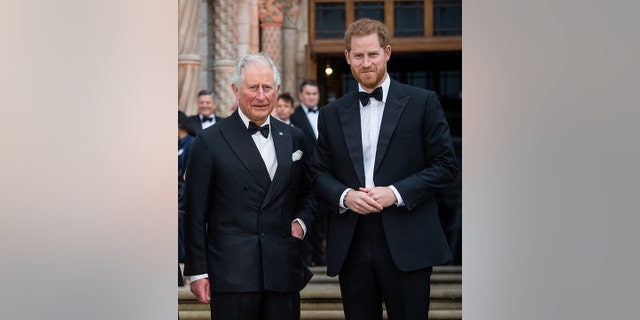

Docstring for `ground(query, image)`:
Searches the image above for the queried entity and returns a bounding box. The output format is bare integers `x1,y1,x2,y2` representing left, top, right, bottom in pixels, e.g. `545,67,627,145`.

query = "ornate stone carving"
212,0,238,116
259,0,284,82
259,0,284,24
178,0,202,115
282,0,300,28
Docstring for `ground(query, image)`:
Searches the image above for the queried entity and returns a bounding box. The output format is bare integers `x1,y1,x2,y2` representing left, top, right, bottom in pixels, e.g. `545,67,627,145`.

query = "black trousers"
210,291,299,320
304,201,328,265
339,213,433,320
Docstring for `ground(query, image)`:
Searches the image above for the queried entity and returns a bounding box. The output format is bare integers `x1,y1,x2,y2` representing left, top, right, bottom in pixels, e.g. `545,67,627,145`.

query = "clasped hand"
345,186,397,215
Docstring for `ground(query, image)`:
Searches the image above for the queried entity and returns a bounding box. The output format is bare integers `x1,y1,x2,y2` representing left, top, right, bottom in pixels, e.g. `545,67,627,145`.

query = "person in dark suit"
290,79,320,149
187,89,224,133
183,52,315,320
178,110,198,284
290,79,327,266
311,18,458,320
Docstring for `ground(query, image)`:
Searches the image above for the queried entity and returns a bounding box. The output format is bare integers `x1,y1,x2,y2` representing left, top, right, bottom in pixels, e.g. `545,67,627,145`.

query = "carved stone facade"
178,0,202,115
211,0,238,115
178,0,309,117
281,0,301,96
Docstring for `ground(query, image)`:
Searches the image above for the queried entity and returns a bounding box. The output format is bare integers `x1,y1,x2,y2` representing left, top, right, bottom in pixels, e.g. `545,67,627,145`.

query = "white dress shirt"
301,104,319,139
199,114,216,130
339,74,404,210
238,111,277,180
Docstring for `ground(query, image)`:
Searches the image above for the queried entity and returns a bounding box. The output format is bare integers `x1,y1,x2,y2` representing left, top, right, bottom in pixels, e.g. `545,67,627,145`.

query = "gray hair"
232,52,281,88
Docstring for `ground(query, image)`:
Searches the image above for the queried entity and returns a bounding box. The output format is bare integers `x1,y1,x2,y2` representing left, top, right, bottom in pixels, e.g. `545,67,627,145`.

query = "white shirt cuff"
338,188,353,214
389,185,405,206
189,273,208,282
293,218,307,238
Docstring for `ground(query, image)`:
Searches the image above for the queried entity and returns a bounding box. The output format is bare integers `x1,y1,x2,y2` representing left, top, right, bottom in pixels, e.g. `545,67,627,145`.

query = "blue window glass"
355,2,385,22
434,0,462,36
315,3,346,39
394,1,424,37
342,72,358,93
440,70,462,99
406,71,434,90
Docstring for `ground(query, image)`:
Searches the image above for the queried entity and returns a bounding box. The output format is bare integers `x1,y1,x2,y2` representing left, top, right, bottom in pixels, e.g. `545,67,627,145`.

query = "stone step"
179,265,461,320
179,265,462,286
299,300,462,311
180,283,460,300
299,283,461,299
178,309,462,320
308,272,461,284
307,265,462,275
180,284,461,302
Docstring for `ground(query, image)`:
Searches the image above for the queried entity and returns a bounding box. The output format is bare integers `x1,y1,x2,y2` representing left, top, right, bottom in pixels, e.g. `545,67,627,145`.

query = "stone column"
212,0,238,116
281,0,300,95
259,0,284,78
296,0,309,84
178,0,202,115
237,0,260,57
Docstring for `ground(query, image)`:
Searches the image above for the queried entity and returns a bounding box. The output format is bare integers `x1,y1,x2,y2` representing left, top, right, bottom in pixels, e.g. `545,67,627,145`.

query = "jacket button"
260,233,265,238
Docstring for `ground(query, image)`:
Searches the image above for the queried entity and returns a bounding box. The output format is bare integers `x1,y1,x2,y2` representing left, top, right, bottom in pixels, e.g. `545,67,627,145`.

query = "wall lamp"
324,63,333,76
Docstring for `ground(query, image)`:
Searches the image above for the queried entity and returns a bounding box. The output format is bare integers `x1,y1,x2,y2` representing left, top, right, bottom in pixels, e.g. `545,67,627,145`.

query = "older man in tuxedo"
184,52,315,320
311,18,458,320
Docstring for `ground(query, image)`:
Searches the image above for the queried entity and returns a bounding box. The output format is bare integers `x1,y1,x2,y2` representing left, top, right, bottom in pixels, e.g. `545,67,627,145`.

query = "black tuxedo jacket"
184,111,315,292
312,79,458,277
290,106,317,157
187,114,224,134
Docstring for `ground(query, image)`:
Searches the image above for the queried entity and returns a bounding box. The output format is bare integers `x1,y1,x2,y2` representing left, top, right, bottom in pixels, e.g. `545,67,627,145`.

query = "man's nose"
256,88,266,99
362,56,372,67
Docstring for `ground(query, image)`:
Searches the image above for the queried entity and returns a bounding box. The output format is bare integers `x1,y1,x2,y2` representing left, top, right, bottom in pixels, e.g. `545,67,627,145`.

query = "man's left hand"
359,186,397,209
291,221,304,239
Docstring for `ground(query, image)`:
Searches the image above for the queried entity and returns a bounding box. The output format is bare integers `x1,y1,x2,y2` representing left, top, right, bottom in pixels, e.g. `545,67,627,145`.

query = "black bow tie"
358,87,383,106
307,107,318,113
201,116,213,122
248,121,270,138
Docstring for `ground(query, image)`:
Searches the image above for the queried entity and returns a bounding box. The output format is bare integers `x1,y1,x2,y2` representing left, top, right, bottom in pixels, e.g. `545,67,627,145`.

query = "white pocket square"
292,150,303,161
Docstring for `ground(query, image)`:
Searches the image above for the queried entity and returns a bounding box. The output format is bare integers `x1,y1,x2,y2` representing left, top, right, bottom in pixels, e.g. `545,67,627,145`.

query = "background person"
290,79,327,266
187,89,224,133
272,92,296,125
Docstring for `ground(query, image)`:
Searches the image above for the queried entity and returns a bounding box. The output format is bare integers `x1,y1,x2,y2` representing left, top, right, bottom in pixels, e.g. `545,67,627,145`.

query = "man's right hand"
189,278,211,304
344,190,384,215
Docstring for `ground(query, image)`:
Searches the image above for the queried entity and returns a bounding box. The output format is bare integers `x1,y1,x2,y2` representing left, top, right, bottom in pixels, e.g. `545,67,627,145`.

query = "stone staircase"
179,265,461,320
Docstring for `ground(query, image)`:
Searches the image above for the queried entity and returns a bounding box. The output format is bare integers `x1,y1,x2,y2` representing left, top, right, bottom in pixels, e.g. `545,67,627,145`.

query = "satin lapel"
261,118,292,208
340,94,366,186
375,82,409,174
221,113,271,190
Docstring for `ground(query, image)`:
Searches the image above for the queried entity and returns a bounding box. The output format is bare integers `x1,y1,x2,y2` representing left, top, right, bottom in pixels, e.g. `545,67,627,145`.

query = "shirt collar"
301,104,318,114
237,108,271,128
358,73,391,103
